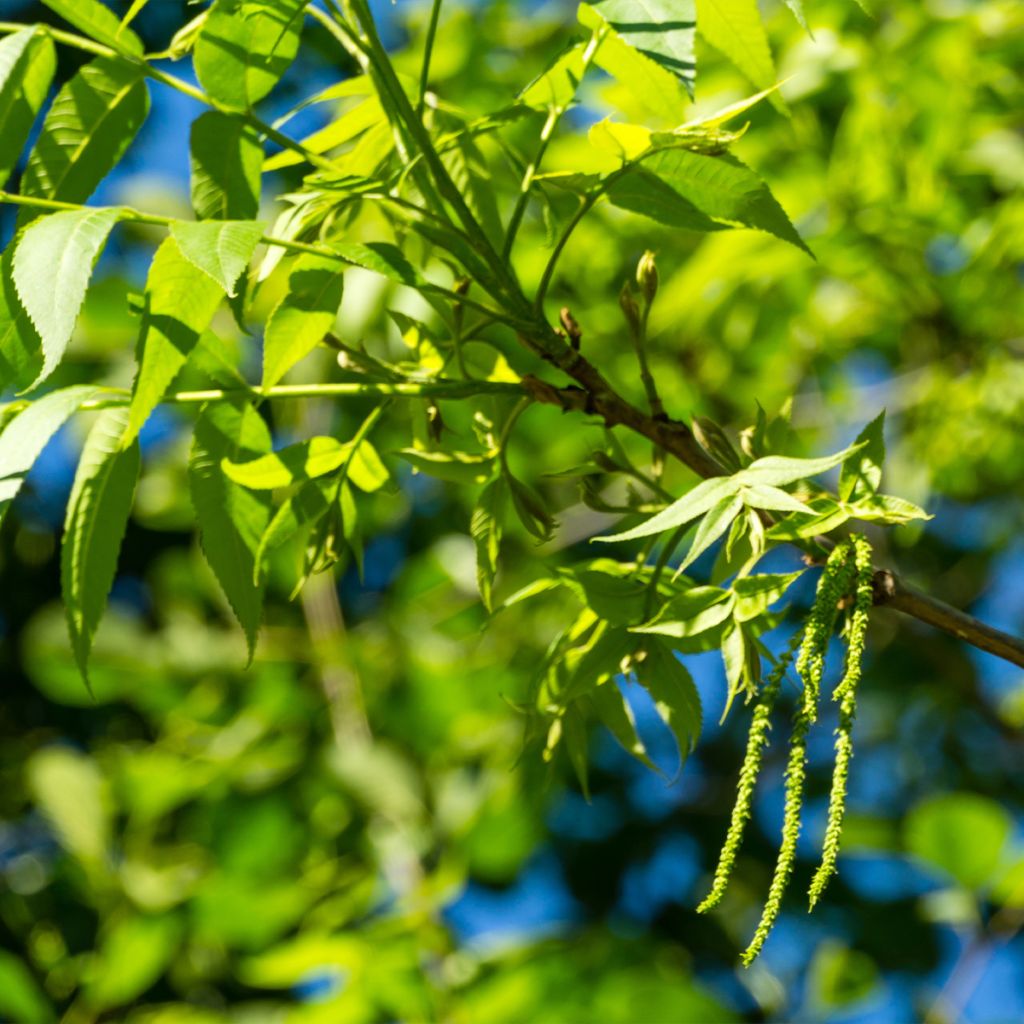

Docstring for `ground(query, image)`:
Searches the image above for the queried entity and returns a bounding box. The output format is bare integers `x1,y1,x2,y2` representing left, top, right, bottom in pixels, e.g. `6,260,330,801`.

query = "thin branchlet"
697,629,804,914
808,534,873,908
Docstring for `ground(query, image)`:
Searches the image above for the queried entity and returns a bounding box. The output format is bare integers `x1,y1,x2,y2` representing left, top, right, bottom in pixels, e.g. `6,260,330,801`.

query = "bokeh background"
1,0,1023,1021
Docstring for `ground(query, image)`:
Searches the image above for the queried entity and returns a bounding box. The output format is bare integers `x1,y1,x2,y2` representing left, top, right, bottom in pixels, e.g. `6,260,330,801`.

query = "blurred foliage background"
1,0,1022,1021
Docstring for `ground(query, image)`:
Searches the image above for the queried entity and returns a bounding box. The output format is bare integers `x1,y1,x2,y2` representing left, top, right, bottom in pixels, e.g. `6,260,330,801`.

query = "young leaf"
596,475,739,543
633,585,735,638
169,219,265,297
123,237,226,446
254,476,335,583
696,0,784,112
12,207,123,387
839,411,885,503
738,440,863,488
740,483,813,514
561,705,592,800
190,111,264,221
678,494,744,571
733,570,804,622
195,0,306,112
520,43,587,110
0,385,99,525
61,407,140,687
0,27,57,187
262,255,343,389
329,241,421,288
590,680,659,773
634,642,702,776
189,402,273,658
347,440,389,494
472,475,507,611
40,0,144,55
848,494,931,525
223,437,351,490
20,57,149,210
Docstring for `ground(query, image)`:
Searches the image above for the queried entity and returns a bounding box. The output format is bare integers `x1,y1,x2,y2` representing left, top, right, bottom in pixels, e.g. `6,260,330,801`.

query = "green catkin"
741,540,857,965
697,628,804,914
807,534,874,908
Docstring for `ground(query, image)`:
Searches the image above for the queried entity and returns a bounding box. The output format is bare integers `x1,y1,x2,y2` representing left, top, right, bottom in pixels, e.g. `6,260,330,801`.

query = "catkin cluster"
696,536,875,965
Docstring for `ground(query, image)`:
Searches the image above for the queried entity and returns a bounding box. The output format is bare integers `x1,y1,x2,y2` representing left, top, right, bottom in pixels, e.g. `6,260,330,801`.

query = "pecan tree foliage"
0,0,1020,961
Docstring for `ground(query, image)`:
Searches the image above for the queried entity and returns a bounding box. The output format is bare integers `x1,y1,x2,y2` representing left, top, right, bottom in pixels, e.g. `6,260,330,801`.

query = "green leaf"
0,246,43,390
0,951,55,1024
190,111,264,221
738,440,863,488
596,475,739,542
12,207,123,386
330,241,421,287
696,0,783,111
40,0,145,55
520,42,587,109
0,27,57,187
849,493,931,525
740,483,813,514
766,498,850,541
561,705,592,800
189,402,273,657
169,219,265,297
254,476,334,584
223,436,349,490
839,412,885,503
123,237,226,446
195,0,306,111
613,149,810,253
588,671,658,773
508,473,556,542
20,57,149,210
720,620,748,719
733,570,804,622
396,448,496,484
905,793,1012,891
678,493,743,571
633,585,735,638
262,255,344,389
585,0,696,93
579,3,692,122
559,561,652,627
472,475,507,611
347,439,389,493
0,385,99,525
634,641,702,776
61,407,140,688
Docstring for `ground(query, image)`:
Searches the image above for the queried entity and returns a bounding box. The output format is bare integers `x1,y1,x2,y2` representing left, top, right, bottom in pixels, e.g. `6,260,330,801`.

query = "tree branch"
520,349,1024,671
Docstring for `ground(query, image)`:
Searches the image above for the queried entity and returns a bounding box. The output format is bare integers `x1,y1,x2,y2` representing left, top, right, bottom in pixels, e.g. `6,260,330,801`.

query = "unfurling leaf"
472,474,507,611
61,407,140,688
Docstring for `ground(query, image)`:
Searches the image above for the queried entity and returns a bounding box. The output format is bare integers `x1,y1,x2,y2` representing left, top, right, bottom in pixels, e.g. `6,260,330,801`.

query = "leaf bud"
636,250,658,306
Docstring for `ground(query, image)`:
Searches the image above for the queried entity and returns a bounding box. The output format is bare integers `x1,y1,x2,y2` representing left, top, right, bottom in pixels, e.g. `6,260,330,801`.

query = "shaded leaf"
61,407,140,687
188,402,273,657
40,0,144,55
839,411,885,503
124,237,226,445
0,27,57,187
190,111,264,220
20,57,149,211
